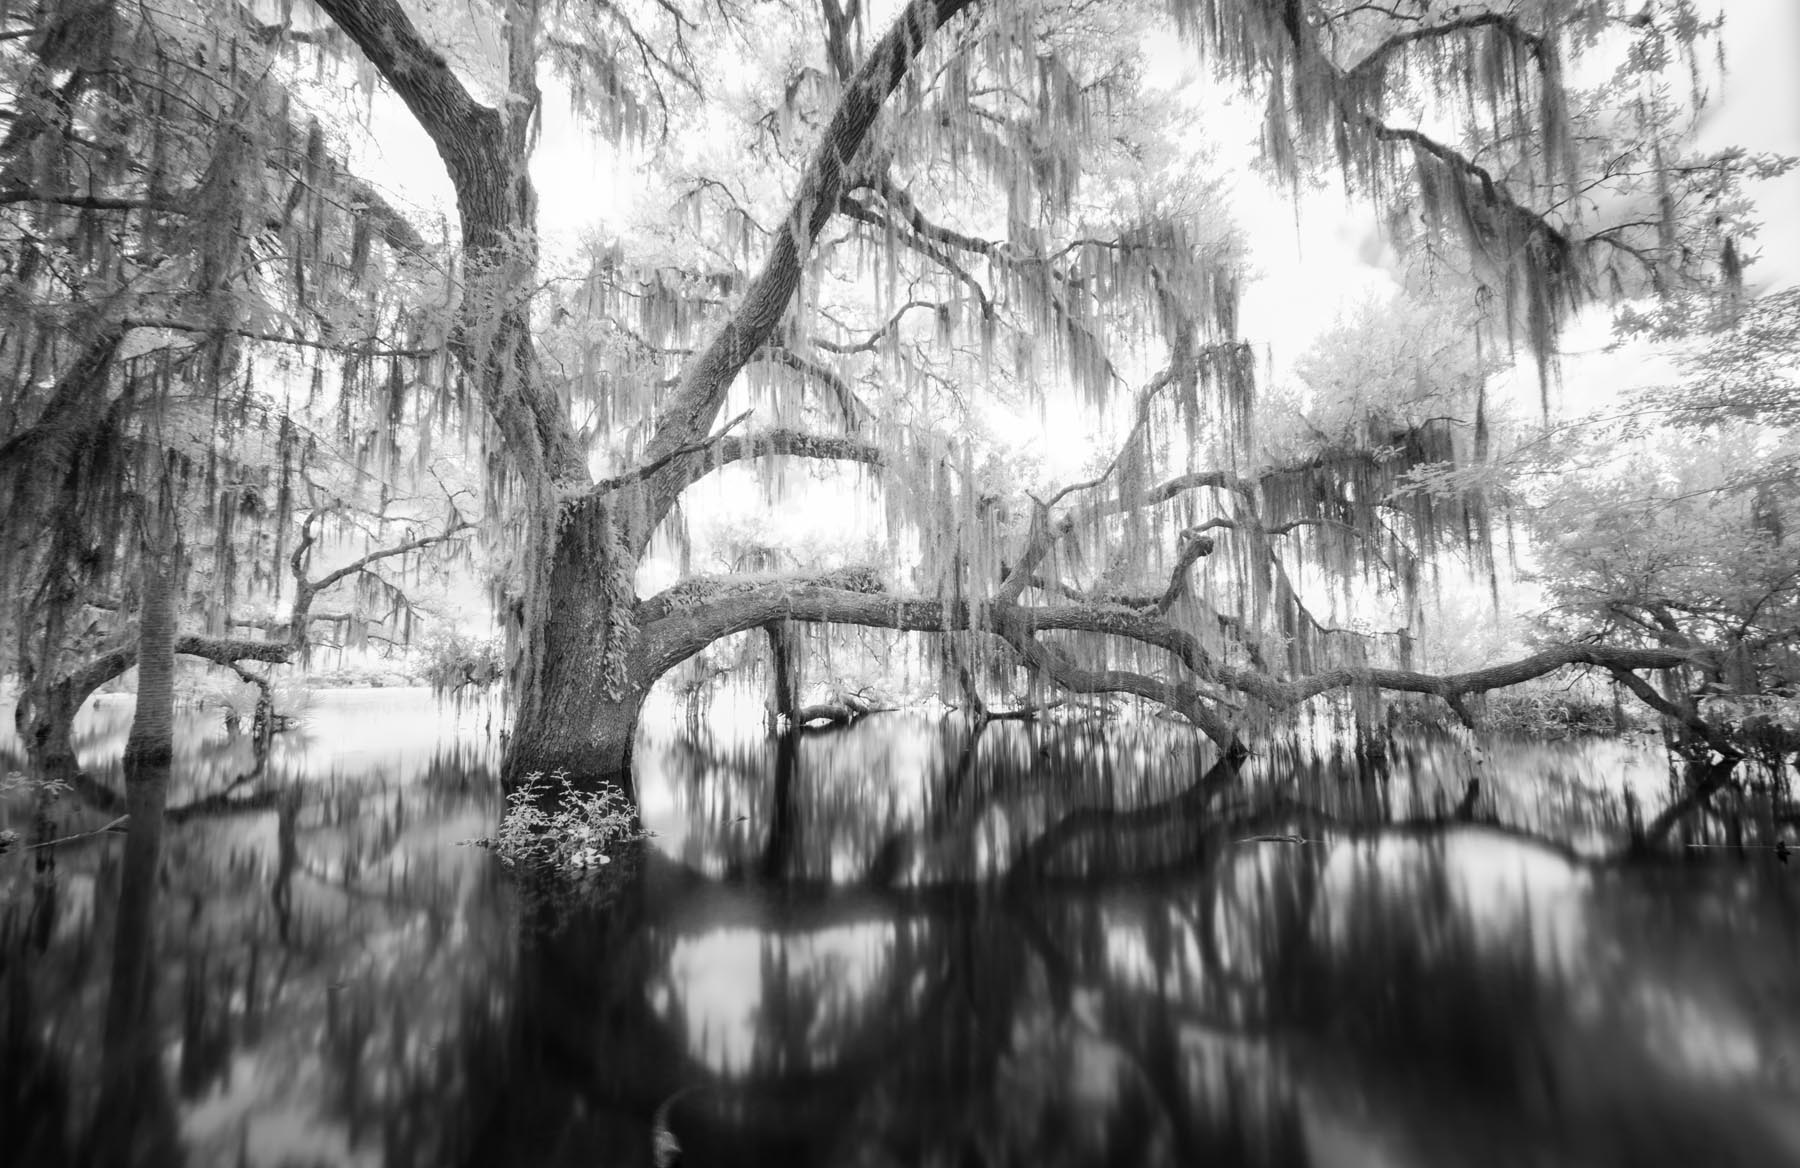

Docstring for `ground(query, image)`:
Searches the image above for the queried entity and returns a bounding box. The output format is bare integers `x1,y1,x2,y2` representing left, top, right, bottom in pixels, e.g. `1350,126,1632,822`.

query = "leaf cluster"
1525,294,1800,688
476,770,645,873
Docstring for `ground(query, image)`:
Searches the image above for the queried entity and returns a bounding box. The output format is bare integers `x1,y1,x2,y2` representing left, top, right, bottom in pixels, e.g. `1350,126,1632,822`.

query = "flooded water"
3,689,1798,1166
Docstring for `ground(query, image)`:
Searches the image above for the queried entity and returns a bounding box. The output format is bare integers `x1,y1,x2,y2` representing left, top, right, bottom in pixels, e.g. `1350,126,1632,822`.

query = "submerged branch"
999,631,1243,754
1604,666,1734,757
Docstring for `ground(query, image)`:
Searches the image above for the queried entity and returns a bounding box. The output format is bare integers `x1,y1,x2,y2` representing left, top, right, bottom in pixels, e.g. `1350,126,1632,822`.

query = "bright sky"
1705,0,1800,291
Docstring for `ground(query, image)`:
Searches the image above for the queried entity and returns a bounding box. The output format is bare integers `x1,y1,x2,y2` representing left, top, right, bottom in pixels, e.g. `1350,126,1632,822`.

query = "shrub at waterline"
469,771,645,874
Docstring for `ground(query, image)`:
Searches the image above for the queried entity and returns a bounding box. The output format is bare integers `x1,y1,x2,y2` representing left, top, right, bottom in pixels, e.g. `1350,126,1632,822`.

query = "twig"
23,815,129,849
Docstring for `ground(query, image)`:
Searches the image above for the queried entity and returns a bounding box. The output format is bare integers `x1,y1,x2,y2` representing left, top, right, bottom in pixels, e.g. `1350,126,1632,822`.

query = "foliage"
185,671,314,730
1278,295,1497,460
421,630,506,697
0,0,477,748
300,661,420,688
1527,296,1800,673
1533,436,1796,638
473,771,645,873
1621,287,1800,428
1481,686,1626,736
1513,289,1800,768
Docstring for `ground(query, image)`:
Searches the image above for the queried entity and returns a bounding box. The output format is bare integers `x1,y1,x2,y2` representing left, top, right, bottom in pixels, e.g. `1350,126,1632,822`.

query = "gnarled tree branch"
636,0,981,542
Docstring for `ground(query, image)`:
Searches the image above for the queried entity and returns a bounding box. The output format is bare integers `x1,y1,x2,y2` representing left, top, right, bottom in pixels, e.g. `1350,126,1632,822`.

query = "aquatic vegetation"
474,771,644,873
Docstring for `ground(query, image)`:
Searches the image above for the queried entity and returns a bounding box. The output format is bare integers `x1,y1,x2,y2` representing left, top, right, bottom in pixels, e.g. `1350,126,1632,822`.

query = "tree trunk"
506,644,646,797
14,677,82,783
504,497,646,797
764,621,801,732
123,513,178,778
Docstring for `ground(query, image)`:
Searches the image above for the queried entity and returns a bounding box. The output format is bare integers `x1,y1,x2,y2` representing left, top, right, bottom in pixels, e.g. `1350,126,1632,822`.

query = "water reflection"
2,690,509,1167
3,694,1798,1165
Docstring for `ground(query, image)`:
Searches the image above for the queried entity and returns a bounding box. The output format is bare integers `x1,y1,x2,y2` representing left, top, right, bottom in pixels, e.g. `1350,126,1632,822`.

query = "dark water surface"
3,690,1798,1166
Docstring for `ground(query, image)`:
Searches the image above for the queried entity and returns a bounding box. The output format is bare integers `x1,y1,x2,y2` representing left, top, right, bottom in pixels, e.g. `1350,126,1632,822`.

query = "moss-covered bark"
504,495,647,795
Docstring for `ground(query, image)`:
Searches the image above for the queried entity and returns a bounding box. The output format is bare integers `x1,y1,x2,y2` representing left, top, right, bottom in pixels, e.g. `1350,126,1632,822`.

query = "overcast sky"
1704,0,1800,290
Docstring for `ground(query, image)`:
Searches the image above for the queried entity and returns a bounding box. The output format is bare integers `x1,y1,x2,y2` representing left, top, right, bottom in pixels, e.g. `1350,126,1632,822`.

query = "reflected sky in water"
3,691,1798,1166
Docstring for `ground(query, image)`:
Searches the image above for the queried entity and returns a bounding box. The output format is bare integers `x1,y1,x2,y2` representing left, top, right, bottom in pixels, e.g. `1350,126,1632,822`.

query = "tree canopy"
2,0,1794,816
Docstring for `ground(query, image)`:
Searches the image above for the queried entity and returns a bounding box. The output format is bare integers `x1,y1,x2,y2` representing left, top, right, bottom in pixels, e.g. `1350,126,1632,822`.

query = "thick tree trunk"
504,498,646,796
506,651,645,797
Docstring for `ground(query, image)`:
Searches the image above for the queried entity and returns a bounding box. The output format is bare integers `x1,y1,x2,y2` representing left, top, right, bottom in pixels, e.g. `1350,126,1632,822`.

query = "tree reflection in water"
3,692,1798,1165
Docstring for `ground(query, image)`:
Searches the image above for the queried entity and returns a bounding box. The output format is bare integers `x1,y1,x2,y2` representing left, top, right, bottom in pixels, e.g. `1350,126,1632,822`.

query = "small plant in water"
472,771,643,873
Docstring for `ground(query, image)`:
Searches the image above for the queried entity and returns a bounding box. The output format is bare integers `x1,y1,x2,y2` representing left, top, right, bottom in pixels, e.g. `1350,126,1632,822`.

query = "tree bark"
765,621,802,732
14,678,83,783
306,0,981,804
503,496,646,795
123,520,178,776
508,684,645,796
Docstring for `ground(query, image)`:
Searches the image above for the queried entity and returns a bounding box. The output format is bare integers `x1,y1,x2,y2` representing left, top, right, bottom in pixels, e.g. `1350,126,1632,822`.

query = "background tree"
1523,288,1800,795
0,0,477,781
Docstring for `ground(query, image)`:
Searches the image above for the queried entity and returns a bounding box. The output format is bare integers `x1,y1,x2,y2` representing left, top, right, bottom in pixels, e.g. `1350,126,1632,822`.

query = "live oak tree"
309,0,1758,778
2,0,1784,827
1526,289,1800,785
